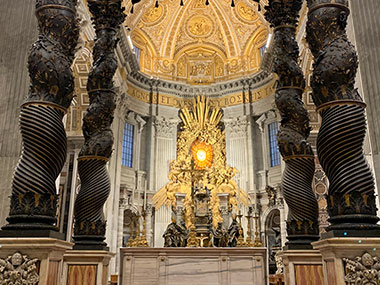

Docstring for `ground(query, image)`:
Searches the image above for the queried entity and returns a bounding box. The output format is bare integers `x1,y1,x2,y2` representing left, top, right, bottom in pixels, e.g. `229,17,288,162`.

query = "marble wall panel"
67,265,97,285
294,265,323,285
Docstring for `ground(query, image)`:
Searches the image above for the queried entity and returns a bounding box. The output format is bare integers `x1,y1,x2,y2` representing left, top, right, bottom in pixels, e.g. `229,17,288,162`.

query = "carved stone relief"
154,117,177,138
225,117,249,138
344,252,380,284
0,252,39,284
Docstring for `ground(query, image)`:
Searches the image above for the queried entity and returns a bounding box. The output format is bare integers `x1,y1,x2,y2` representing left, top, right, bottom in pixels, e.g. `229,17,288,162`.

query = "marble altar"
120,247,267,285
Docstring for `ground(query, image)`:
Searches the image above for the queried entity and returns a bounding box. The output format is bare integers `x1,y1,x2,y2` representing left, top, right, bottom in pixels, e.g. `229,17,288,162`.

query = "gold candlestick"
126,216,135,247
245,210,254,247
237,211,246,247
138,214,149,247
132,215,141,247
253,212,263,247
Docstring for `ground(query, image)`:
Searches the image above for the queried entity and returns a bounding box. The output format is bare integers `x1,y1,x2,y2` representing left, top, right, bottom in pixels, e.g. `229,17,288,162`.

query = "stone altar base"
62,250,115,285
279,249,323,285
0,238,72,285
312,238,380,285
120,247,267,285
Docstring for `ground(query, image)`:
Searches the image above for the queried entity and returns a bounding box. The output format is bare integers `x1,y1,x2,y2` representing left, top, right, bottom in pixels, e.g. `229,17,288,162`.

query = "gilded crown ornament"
306,0,380,236
265,0,319,249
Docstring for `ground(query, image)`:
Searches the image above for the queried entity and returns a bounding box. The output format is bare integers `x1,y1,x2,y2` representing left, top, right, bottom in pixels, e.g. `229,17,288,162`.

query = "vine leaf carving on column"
73,0,126,249
264,0,319,248
306,0,380,235
2,0,79,232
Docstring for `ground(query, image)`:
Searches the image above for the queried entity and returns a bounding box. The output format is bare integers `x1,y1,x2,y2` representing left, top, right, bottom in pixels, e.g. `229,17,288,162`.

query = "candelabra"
73,0,125,249
126,217,135,247
305,0,380,236
265,0,319,249
245,210,254,247
253,213,263,247
133,215,141,247
236,211,246,247
137,215,149,247
1,0,79,235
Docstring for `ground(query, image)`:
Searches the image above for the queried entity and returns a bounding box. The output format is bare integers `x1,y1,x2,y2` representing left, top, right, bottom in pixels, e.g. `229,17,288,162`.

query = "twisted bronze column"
306,0,380,236
1,0,79,235
73,0,125,249
265,0,319,249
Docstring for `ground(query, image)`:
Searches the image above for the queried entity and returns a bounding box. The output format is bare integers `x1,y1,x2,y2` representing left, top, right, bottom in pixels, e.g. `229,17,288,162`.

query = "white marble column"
145,205,153,246
116,196,126,271
225,116,251,232
106,106,125,275
153,116,177,247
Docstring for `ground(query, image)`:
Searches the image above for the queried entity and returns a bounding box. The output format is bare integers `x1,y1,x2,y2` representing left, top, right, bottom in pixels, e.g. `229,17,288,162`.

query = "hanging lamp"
130,0,261,13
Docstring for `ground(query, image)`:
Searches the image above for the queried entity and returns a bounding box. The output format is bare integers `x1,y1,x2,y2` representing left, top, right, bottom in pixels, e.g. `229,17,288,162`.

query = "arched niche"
265,208,281,275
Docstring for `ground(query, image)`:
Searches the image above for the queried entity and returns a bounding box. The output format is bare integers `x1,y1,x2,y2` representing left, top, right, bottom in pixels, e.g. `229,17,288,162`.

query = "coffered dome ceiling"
123,0,270,85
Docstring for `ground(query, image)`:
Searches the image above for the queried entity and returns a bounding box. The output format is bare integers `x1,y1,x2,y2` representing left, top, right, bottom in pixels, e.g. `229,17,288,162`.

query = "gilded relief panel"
130,0,269,84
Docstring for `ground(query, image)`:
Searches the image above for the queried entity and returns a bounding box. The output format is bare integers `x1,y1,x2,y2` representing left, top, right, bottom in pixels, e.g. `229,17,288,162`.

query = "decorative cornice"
118,29,275,99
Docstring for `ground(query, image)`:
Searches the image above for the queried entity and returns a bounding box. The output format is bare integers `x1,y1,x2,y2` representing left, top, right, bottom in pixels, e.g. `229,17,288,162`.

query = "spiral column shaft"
265,0,319,248
1,0,79,234
73,0,125,249
306,0,380,236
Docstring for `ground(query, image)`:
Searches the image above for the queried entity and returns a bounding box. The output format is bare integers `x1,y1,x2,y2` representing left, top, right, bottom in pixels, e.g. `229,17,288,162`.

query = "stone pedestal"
62,250,115,285
279,249,323,285
0,238,72,285
313,238,380,285
120,247,267,285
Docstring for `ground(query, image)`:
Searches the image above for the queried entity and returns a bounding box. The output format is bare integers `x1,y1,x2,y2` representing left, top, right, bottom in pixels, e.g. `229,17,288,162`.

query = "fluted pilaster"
73,0,125,249
306,0,380,236
265,0,319,248
1,0,79,234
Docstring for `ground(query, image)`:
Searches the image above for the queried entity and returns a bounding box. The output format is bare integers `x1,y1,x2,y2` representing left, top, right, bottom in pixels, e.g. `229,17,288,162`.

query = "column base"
62,250,115,285
0,228,64,239
73,243,109,251
0,238,72,285
279,249,323,285
312,237,380,285
322,228,380,238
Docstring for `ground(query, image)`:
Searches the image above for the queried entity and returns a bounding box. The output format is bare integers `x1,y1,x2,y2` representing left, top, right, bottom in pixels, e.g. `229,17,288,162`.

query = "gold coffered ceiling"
124,0,269,85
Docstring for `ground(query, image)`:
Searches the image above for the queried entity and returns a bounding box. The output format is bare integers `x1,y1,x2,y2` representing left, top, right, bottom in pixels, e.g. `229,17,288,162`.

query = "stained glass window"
122,123,134,168
260,45,266,57
133,45,141,64
268,122,281,167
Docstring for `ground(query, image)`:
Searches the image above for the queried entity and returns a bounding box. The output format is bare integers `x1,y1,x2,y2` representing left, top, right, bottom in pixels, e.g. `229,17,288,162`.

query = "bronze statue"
163,218,188,247
211,222,228,247
227,214,240,247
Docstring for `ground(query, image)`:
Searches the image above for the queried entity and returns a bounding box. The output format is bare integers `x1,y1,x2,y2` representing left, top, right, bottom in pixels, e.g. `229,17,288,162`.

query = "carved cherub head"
11,252,22,267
